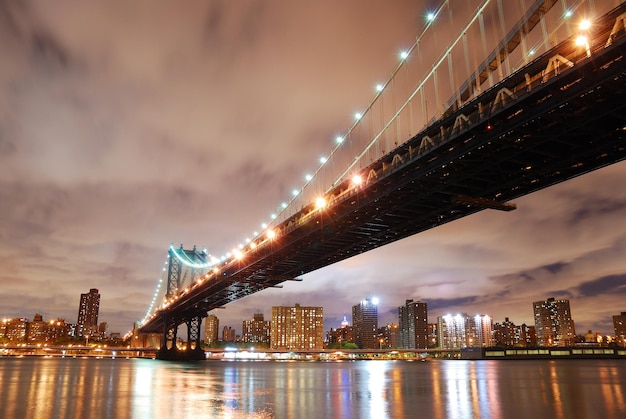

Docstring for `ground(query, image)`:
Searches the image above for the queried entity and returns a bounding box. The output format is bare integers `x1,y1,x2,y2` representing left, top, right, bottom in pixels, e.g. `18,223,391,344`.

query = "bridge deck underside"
139,4,626,333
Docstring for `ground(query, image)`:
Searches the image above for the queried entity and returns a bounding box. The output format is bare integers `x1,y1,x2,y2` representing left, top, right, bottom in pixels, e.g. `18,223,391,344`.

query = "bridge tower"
158,244,209,361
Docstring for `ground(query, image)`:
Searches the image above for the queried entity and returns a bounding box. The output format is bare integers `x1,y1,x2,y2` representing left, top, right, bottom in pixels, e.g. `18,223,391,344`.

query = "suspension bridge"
136,0,626,360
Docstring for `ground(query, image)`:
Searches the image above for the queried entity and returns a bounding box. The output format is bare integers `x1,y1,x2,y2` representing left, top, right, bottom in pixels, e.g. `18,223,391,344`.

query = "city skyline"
1,1,626,335
4,292,620,344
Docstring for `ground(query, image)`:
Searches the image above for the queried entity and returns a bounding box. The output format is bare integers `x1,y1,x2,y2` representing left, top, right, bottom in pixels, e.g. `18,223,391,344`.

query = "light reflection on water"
0,358,625,418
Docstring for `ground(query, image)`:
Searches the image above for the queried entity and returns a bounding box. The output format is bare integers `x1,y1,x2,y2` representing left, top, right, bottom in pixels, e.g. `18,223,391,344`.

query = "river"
0,357,624,418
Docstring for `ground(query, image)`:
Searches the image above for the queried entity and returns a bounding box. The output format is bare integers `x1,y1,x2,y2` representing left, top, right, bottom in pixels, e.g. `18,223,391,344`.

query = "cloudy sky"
1,0,625,337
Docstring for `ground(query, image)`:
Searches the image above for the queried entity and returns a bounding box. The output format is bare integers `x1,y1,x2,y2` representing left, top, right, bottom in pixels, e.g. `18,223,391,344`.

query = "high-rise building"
613,312,626,347
352,298,379,349
470,314,494,347
204,314,219,346
271,304,323,350
242,313,270,345
222,326,236,342
76,288,100,338
533,297,576,346
398,299,428,349
437,313,493,349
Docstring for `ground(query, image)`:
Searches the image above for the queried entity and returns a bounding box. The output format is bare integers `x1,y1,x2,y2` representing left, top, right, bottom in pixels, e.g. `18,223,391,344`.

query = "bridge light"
213,267,219,274
579,19,591,31
400,51,409,60
267,229,277,240
351,174,363,186
354,112,362,120
261,223,268,229
315,197,327,209
336,135,344,144
376,84,384,92
320,156,327,164
271,213,277,219
575,35,589,47
426,12,435,22
233,249,243,260
250,242,257,249
305,174,313,181
292,189,299,196
371,297,379,305
281,202,287,209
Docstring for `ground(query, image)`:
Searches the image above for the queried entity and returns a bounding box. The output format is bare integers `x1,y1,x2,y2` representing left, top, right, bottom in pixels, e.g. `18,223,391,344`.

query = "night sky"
1,1,625,336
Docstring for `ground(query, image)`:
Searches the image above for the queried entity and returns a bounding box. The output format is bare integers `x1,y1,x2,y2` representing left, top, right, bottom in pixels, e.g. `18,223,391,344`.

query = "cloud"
1,0,625,337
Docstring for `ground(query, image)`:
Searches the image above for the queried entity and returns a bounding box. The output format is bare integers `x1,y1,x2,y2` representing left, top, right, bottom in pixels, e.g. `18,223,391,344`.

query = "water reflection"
0,358,625,418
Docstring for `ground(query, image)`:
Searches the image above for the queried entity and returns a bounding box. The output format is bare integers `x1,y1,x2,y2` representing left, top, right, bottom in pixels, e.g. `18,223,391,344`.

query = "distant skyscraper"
242,313,270,345
271,304,323,350
204,314,219,345
533,297,575,346
398,299,428,349
341,315,350,328
613,312,626,347
76,288,100,338
352,298,379,349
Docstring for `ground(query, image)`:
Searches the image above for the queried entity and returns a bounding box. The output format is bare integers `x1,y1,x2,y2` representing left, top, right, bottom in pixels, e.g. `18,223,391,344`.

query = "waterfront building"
222,326,236,342
398,299,428,349
242,313,270,345
352,298,379,349
271,304,324,350
533,297,576,346
47,318,71,343
378,323,400,348
493,318,536,347
204,314,219,346
471,314,494,347
438,314,469,349
2,318,28,343
428,323,438,348
76,288,100,338
327,316,354,346
613,312,626,347
27,313,48,344
437,313,493,349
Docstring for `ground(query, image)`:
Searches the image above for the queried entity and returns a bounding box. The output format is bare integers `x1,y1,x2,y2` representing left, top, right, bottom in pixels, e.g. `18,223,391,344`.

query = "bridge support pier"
156,315,206,361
